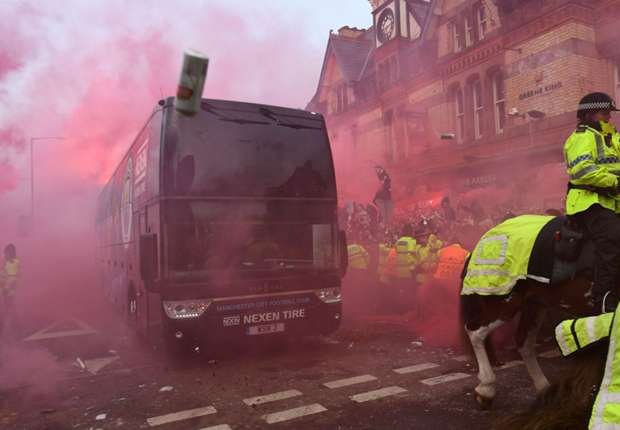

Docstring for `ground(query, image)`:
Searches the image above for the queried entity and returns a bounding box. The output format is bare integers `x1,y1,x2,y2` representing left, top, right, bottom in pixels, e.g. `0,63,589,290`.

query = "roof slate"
329,28,374,82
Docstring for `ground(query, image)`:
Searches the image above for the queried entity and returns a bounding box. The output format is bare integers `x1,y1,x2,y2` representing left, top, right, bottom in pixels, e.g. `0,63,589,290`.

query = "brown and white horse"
460,236,595,409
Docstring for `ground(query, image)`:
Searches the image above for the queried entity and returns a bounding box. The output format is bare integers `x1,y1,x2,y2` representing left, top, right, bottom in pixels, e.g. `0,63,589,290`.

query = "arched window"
492,73,506,134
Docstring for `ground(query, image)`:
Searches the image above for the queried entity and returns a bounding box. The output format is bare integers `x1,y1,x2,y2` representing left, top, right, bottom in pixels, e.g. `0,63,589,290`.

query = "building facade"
308,0,620,211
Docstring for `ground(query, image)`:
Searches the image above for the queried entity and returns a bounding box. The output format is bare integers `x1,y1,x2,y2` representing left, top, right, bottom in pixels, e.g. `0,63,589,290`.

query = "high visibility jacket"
417,245,437,273
1,258,20,295
347,244,369,270
395,236,417,279
434,244,470,280
554,307,620,429
461,215,554,296
610,131,620,214
564,124,620,215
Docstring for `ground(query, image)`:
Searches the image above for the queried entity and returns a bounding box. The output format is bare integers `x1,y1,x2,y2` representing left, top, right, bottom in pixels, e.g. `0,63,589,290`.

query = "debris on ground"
159,386,174,392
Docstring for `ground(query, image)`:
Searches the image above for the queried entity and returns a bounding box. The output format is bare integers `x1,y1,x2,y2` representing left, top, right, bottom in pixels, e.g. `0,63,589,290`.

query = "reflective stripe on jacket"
555,312,613,357
554,307,620,429
565,125,620,215
461,215,553,296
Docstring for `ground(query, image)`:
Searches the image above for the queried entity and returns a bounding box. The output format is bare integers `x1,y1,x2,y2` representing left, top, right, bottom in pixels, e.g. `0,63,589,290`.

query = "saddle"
528,216,587,285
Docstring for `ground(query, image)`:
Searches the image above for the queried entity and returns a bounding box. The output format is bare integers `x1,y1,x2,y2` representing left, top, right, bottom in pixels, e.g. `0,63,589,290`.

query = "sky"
0,0,372,229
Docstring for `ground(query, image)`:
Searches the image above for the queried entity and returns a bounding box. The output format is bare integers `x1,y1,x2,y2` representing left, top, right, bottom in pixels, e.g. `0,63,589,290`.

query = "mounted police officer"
564,92,620,312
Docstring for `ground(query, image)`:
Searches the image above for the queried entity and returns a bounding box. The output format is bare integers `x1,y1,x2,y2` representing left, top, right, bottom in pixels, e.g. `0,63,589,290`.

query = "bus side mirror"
140,234,158,288
339,230,348,278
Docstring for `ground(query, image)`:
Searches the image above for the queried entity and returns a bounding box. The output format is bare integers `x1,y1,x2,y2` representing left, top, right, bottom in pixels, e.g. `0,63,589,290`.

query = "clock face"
377,8,395,44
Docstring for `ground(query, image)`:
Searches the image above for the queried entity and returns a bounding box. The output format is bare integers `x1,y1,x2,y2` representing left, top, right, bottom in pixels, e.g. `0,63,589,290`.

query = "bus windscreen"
163,102,336,199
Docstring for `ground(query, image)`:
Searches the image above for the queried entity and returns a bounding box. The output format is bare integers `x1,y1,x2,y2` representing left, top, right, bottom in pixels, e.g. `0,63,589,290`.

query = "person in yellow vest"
1,243,20,335
555,305,620,429
347,243,369,271
395,224,418,280
564,92,620,312
377,243,392,284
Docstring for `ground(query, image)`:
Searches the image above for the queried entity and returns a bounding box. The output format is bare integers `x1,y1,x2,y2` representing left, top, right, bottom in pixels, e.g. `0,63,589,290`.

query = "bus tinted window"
162,102,336,199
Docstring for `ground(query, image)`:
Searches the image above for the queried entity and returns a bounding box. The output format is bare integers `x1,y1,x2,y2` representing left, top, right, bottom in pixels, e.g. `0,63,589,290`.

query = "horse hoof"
475,393,494,410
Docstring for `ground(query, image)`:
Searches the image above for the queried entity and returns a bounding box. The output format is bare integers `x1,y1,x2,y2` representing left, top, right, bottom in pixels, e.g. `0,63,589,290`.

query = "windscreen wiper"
202,102,270,125
258,107,322,130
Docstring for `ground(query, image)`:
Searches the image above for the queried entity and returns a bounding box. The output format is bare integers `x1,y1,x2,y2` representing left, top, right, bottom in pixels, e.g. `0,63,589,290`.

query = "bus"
95,97,347,351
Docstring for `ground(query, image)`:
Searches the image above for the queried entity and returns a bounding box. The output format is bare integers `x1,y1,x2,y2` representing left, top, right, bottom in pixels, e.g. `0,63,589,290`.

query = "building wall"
313,0,620,205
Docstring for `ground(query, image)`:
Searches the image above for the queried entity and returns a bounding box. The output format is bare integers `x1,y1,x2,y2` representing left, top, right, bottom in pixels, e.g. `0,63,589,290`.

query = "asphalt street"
0,279,573,430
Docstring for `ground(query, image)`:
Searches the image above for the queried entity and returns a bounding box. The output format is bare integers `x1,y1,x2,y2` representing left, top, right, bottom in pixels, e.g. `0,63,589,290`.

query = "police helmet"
577,92,619,120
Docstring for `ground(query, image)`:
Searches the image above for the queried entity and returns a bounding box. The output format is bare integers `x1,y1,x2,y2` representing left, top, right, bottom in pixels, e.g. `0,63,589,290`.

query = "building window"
477,4,488,40
465,15,474,47
452,21,464,53
614,65,620,105
451,87,465,141
492,74,506,134
377,56,398,91
472,80,483,139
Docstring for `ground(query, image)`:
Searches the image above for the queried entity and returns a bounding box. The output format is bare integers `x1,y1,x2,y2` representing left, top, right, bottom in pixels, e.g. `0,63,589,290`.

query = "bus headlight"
315,288,342,303
163,299,212,319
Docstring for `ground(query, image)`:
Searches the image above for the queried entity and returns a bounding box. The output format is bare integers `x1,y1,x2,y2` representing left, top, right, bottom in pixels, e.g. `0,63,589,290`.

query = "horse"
460,215,596,409
494,341,607,430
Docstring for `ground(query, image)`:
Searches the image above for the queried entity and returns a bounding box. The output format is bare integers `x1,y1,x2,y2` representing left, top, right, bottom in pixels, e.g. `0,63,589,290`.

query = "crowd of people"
341,195,564,252
339,193,565,316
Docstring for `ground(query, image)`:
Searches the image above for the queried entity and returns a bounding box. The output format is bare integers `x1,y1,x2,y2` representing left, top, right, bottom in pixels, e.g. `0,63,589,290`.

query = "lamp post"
29,137,66,219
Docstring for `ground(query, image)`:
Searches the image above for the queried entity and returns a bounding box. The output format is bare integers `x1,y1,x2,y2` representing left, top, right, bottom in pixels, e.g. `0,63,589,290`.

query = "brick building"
308,0,620,211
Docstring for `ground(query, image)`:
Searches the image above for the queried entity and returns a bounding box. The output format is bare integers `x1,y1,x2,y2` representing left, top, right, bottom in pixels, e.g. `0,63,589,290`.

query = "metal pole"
528,120,533,146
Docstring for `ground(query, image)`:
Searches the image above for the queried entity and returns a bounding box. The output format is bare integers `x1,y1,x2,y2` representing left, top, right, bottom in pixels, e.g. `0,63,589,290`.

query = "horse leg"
466,319,505,408
516,305,550,393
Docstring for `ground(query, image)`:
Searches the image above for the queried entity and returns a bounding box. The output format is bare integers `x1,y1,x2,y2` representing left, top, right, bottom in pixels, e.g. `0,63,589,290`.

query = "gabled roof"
330,29,375,82
307,27,374,110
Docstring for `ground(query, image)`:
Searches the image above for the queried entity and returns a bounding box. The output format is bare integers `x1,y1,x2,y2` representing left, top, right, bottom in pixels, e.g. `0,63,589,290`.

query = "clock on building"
377,8,395,43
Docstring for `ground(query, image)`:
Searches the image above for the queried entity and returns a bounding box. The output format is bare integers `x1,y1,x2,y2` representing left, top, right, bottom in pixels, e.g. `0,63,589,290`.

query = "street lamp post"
29,137,66,219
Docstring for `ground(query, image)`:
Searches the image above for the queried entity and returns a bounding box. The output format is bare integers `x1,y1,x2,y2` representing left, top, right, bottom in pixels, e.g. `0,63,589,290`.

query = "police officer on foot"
1,243,20,334
564,92,620,312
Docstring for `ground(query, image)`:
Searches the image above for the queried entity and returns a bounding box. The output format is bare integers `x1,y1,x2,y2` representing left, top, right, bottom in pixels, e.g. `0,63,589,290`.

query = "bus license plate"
247,323,285,336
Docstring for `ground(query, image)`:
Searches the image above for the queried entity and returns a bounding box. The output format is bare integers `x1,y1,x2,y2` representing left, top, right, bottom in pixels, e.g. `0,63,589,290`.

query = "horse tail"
494,341,607,430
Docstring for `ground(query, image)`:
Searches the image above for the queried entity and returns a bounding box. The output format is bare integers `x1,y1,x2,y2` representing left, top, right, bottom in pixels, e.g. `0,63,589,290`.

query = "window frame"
477,4,488,40
472,80,483,140
452,20,464,53
465,14,474,47
492,74,506,134
452,87,465,142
